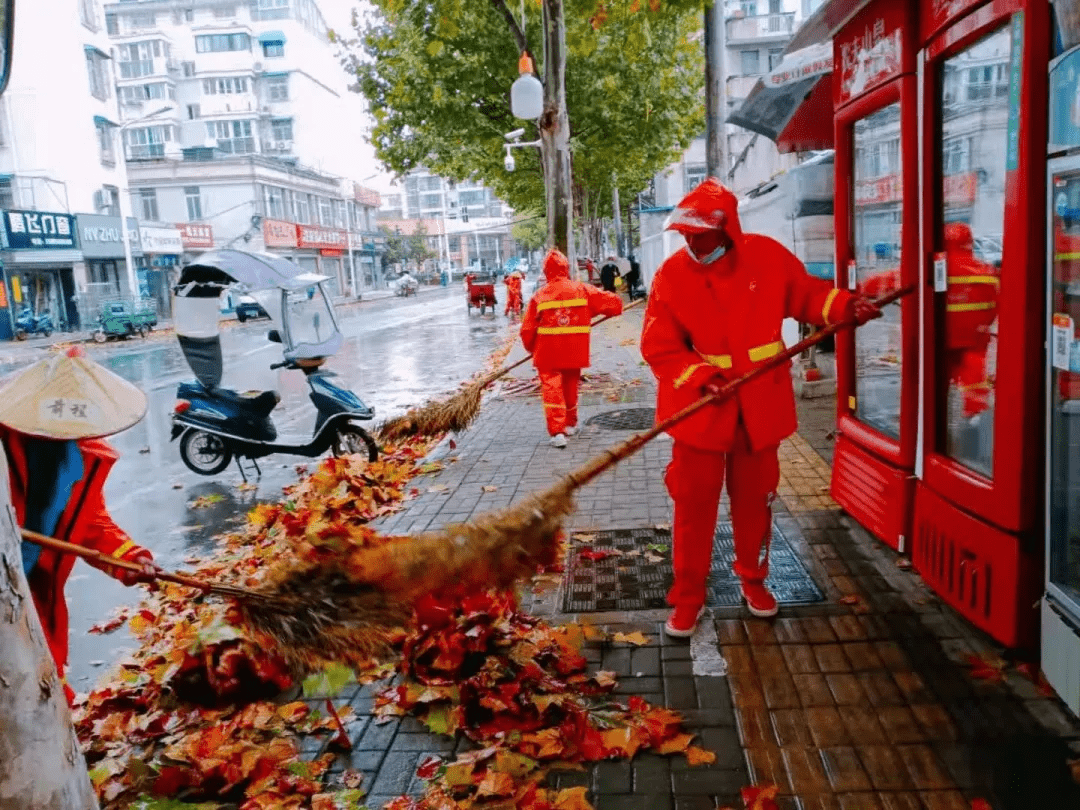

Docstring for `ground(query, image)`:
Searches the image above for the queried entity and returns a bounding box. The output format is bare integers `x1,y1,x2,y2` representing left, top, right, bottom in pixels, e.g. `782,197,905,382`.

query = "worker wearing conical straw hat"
0,346,157,704
520,249,623,448
642,178,881,635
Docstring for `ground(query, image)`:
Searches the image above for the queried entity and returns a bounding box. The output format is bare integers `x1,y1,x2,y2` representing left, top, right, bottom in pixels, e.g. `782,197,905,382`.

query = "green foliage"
301,662,356,698
339,0,704,219
380,223,435,268
511,211,548,251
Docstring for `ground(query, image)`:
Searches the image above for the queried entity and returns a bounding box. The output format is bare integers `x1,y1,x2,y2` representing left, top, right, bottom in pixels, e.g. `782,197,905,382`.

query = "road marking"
690,609,728,676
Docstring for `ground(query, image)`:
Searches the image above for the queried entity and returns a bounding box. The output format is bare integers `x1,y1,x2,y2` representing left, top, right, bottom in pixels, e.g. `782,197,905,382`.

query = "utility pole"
612,184,624,258
540,0,574,272
704,0,728,180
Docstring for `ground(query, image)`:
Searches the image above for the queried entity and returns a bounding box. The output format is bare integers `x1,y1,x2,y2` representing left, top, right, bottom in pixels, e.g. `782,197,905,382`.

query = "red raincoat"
943,222,998,417
521,250,622,435
642,179,853,607
504,272,524,316
2,426,149,703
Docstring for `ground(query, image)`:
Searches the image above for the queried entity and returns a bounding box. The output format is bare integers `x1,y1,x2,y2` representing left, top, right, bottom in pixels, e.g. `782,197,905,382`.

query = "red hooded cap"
944,221,974,253
542,248,571,281
665,178,744,243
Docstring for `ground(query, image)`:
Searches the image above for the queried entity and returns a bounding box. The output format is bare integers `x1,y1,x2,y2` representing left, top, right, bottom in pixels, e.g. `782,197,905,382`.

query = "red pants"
505,292,523,316
665,427,780,611
947,348,991,417
539,369,581,436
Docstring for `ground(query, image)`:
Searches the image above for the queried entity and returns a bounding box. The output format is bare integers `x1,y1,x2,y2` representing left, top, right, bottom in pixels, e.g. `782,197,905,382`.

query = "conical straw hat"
0,347,147,439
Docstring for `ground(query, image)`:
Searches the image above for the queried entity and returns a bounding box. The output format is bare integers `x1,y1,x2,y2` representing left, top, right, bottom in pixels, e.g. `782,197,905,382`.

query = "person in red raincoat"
942,222,998,418
504,270,524,317
641,179,880,633
521,249,623,447
0,347,156,704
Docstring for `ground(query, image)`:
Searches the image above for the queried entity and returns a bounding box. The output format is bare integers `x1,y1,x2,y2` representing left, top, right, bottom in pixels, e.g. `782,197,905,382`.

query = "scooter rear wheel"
179,428,233,475
333,425,378,462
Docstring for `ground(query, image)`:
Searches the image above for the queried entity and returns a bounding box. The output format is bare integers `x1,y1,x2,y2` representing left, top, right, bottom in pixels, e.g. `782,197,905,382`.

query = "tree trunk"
704,0,728,180
541,0,573,267
0,451,98,809
612,185,624,257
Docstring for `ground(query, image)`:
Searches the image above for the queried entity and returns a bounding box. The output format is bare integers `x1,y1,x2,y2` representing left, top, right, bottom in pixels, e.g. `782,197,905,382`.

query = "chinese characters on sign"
3,210,76,249
263,218,298,248
178,223,214,249
835,14,903,105
854,174,902,206
296,224,347,250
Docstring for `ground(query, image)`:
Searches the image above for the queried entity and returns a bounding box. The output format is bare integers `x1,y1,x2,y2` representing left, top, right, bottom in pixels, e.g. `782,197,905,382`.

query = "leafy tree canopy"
338,0,704,220
511,211,548,252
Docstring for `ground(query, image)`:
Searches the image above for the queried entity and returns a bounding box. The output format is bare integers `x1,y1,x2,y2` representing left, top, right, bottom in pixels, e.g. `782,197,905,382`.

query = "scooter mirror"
267,329,282,344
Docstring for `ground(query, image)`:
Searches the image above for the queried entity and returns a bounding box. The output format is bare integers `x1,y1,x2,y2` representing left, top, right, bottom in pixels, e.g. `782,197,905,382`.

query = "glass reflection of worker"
0,347,157,705
943,222,999,419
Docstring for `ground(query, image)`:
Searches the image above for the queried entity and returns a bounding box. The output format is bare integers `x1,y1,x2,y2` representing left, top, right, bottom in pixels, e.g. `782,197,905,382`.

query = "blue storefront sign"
2,210,77,250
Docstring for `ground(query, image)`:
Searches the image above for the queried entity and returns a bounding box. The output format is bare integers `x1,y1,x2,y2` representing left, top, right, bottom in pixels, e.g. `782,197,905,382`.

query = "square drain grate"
562,522,824,613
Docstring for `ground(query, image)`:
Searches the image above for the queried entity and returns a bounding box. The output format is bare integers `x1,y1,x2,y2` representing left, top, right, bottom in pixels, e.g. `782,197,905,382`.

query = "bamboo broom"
241,286,914,665
375,298,646,443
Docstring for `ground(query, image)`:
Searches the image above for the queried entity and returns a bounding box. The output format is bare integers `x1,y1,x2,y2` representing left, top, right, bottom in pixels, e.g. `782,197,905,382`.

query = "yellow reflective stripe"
674,362,710,388
536,298,588,312
848,395,856,410
1056,252,1080,261
701,353,733,369
822,288,841,325
947,275,999,287
946,302,996,312
112,539,135,559
537,326,591,335
748,341,785,362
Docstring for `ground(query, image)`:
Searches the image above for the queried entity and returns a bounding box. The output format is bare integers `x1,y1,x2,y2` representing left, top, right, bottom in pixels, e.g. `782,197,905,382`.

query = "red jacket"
943,223,998,352
642,186,853,452
2,427,146,683
520,250,623,370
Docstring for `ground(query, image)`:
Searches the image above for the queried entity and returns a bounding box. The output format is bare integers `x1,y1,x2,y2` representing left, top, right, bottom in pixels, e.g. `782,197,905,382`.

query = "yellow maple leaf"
657,733,694,755
612,631,650,646
553,785,595,810
685,746,717,766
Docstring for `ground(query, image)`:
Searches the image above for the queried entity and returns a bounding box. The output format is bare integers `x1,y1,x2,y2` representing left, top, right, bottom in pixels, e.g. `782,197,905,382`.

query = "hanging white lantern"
510,53,544,121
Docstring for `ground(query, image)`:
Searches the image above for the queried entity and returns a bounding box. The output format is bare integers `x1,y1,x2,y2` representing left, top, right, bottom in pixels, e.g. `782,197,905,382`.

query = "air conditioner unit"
92,189,108,214
275,140,292,150
260,105,272,113
253,61,264,73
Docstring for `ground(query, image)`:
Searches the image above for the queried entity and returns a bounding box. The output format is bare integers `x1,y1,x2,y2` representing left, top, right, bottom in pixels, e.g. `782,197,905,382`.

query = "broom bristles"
376,380,485,443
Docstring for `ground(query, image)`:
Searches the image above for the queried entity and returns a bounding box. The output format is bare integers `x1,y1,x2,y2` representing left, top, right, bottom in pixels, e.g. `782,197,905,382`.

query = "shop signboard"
139,226,183,255
834,0,913,107
76,214,142,259
921,0,988,44
854,174,902,205
263,218,298,248
178,223,214,250
943,172,978,206
2,210,76,249
297,224,347,250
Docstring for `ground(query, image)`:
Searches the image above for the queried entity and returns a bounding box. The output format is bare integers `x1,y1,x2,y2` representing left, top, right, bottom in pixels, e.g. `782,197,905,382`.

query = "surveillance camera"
504,128,526,141
504,151,516,172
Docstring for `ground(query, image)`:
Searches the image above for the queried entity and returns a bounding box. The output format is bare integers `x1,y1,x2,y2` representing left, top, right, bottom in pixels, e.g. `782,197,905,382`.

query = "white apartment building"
103,0,384,301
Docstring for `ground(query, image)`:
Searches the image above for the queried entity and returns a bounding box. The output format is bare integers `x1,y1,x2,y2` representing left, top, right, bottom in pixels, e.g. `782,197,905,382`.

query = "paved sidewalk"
309,306,1080,809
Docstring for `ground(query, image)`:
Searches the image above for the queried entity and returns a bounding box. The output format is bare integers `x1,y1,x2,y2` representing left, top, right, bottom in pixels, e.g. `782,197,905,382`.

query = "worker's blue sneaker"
664,605,704,638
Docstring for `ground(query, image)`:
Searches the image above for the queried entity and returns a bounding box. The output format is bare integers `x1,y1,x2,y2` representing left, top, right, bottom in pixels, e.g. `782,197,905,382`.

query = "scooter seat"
182,382,280,417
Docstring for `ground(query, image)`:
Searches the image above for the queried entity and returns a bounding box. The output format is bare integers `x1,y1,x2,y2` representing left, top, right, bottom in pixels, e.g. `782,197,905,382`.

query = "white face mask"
689,243,727,265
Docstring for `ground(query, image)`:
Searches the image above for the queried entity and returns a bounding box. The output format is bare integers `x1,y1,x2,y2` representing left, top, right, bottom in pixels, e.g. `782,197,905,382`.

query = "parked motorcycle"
14,306,53,340
169,249,379,480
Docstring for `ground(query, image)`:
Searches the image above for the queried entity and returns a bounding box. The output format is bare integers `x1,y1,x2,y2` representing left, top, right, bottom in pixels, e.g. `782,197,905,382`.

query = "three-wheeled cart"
465,273,497,314
91,298,158,342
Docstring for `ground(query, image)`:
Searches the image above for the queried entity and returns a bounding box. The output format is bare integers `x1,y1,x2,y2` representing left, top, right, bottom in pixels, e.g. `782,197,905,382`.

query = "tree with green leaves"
338,0,703,247
511,212,548,253
380,223,434,272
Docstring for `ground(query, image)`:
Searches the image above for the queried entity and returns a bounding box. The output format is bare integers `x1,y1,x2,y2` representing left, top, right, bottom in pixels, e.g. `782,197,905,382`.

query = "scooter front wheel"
333,425,378,462
179,428,234,475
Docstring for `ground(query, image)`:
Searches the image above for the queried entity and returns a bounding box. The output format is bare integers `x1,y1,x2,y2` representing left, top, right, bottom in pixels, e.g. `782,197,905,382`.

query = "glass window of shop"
936,24,1011,478
851,103,903,440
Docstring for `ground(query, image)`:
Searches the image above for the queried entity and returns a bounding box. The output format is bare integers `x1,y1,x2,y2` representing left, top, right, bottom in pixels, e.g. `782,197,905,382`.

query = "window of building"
264,185,286,219
129,11,156,29
266,75,289,101
293,192,310,224
195,33,251,53
80,0,99,30
740,1,757,15
187,104,201,120
740,49,761,75
943,135,973,175
116,41,159,79
254,0,289,21
138,189,159,221
0,178,14,210
768,48,783,70
174,8,194,24
101,186,120,217
105,13,118,34
270,118,293,142
203,77,249,94
181,61,196,77
124,125,173,159
334,200,348,229
85,50,110,100
206,119,255,153
119,83,170,104
261,40,285,58
318,196,333,226
684,163,707,194
213,5,237,18
448,236,460,251
95,120,116,165
184,186,203,221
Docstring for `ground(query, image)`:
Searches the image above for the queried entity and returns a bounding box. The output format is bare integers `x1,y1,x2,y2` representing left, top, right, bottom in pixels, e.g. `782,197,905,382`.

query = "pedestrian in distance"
599,256,622,293
504,270,524,318
521,249,623,448
0,346,158,704
641,178,881,636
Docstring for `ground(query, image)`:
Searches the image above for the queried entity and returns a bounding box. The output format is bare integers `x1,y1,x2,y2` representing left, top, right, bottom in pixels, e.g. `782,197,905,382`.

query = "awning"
83,44,110,59
728,43,834,154
257,30,287,44
93,114,119,128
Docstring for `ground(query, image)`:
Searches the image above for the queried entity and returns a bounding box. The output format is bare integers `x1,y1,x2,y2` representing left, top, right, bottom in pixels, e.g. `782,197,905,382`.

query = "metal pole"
116,132,140,299
541,0,573,271
704,0,728,180
612,184,624,257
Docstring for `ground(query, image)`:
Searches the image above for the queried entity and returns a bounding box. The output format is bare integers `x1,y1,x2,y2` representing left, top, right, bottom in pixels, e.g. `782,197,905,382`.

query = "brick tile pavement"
305,308,1080,809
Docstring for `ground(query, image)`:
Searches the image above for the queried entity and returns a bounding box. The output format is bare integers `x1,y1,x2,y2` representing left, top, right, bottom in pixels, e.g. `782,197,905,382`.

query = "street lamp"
115,105,174,300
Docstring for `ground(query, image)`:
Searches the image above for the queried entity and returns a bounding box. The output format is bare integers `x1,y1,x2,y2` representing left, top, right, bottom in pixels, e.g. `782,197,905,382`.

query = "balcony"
201,96,257,116
116,58,179,81
726,12,796,45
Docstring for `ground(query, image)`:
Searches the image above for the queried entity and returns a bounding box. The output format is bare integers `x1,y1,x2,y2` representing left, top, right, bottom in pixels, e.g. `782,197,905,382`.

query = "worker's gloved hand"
703,378,726,398
116,549,159,587
851,295,883,326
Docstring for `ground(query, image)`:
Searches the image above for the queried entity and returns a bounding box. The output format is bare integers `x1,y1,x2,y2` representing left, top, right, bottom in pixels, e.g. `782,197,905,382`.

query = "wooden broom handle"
19,527,262,600
481,298,646,386
564,285,916,490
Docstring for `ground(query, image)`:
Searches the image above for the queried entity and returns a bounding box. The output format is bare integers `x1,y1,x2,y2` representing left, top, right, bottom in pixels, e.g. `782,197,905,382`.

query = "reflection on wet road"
57,288,509,690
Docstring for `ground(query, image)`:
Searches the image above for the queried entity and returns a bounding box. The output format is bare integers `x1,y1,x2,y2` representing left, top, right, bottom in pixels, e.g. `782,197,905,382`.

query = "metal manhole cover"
585,407,655,431
562,522,824,613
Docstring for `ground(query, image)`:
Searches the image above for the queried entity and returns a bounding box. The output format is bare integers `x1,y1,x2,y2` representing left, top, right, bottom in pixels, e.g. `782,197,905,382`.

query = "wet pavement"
56,286,510,691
